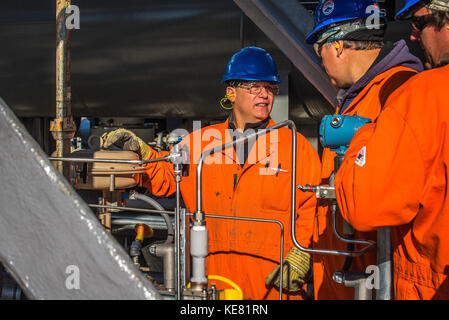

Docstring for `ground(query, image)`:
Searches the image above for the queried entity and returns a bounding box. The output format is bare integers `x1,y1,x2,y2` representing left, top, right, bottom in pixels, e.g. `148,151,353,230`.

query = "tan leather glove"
100,128,152,160
265,247,311,292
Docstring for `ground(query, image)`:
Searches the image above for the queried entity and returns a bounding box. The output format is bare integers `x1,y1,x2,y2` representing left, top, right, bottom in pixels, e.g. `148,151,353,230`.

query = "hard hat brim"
221,76,281,84
305,16,362,44
395,0,422,20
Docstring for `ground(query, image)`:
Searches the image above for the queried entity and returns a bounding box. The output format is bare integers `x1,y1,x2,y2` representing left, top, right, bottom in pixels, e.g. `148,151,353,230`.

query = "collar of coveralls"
227,112,271,132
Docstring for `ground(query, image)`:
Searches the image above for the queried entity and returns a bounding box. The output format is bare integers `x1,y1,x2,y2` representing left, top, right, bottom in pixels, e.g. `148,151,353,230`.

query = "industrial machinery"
46,120,298,300
0,0,410,300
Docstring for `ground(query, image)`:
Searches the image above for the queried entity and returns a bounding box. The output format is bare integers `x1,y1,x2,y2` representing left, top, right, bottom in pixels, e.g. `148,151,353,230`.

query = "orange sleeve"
141,148,176,198
335,106,425,232
295,134,321,248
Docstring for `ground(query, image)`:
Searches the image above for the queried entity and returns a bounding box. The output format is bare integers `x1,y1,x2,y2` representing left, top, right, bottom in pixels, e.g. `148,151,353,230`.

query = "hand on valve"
100,128,152,160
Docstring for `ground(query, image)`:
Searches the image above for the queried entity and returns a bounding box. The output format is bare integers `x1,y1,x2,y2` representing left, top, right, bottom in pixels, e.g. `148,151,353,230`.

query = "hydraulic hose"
130,193,174,244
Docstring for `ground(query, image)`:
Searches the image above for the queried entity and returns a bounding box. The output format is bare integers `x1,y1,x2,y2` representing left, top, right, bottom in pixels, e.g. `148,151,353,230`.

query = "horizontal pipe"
48,155,170,165
111,219,169,230
88,204,175,215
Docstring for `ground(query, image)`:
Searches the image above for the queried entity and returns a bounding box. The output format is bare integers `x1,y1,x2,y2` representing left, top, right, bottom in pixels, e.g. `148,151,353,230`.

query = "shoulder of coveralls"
176,120,228,161
179,121,228,143
383,65,449,117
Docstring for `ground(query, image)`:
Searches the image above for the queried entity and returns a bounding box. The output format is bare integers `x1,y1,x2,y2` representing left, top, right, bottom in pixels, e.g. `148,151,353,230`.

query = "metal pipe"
109,174,115,192
88,204,175,215
110,213,173,222
287,121,375,257
187,213,285,300
331,204,376,252
150,243,175,293
129,193,174,244
376,227,392,300
48,155,170,165
192,121,293,293
51,0,76,179
194,119,372,256
110,219,169,231
333,271,372,300
196,120,296,214
173,143,183,300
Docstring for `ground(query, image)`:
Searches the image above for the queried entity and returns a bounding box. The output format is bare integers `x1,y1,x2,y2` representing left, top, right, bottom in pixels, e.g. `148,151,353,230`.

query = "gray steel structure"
233,0,337,106
0,98,159,299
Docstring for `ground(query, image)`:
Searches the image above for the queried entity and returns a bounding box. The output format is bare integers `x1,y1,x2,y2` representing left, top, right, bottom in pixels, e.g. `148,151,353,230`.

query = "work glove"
100,128,152,160
265,247,311,292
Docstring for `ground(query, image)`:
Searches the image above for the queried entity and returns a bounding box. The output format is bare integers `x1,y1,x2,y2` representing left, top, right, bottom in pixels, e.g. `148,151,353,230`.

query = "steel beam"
0,98,160,299
233,0,337,107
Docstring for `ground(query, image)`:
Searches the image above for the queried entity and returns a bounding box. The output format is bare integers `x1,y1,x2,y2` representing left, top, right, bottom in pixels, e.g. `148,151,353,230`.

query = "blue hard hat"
222,47,280,83
306,0,383,44
395,0,423,19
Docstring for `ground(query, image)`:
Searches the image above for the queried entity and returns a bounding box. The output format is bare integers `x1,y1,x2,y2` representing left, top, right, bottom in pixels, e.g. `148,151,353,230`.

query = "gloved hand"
265,247,311,292
100,128,152,160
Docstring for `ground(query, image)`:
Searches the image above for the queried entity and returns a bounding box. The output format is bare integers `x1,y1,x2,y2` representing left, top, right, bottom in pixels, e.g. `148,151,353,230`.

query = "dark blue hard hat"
395,0,424,19
306,0,383,44
222,47,280,83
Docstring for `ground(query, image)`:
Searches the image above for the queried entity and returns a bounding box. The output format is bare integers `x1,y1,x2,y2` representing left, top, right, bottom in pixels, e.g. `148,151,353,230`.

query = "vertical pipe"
376,227,392,300
173,144,182,299
51,0,76,179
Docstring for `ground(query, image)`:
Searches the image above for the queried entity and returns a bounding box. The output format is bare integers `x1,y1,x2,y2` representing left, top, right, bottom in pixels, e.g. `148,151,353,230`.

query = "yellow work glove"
100,128,152,160
265,247,311,292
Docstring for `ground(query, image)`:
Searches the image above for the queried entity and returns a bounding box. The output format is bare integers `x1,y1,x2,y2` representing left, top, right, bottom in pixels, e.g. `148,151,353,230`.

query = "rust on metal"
53,0,76,179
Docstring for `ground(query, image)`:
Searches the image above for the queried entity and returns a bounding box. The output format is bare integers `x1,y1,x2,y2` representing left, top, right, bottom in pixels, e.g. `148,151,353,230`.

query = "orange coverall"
313,66,418,299
335,64,449,299
142,118,321,300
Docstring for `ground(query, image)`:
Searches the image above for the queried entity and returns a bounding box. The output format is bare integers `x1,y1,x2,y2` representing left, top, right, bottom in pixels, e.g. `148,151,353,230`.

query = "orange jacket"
335,64,449,299
143,118,321,300
312,66,418,300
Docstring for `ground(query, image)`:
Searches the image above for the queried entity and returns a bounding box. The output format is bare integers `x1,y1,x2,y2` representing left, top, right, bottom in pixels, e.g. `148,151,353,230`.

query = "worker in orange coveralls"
101,47,321,300
335,0,449,299
304,0,423,299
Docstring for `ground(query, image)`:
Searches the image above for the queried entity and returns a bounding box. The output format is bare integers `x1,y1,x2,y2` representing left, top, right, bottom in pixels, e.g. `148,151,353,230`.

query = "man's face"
410,6,444,67
228,81,277,123
320,41,352,88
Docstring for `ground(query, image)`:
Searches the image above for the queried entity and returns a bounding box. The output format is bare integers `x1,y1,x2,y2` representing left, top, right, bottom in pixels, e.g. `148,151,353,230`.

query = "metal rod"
87,204,175,215
51,0,76,179
109,174,115,192
331,203,376,253
129,193,173,244
193,121,294,297
173,144,182,300
285,121,375,257
48,155,170,165
110,213,173,222
110,219,169,230
376,227,392,300
196,120,296,214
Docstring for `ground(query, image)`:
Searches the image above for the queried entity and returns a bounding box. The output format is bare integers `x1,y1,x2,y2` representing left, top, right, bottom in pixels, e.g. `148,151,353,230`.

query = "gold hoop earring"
220,97,233,110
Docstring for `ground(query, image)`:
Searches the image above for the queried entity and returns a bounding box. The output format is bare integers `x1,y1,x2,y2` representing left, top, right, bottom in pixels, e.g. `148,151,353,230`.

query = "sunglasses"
411,14,435,32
